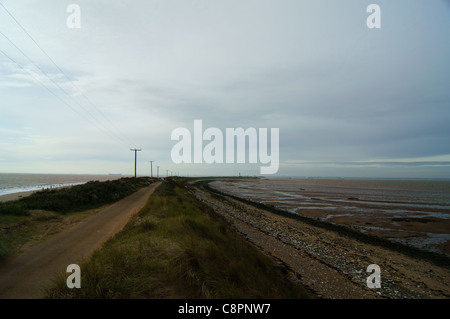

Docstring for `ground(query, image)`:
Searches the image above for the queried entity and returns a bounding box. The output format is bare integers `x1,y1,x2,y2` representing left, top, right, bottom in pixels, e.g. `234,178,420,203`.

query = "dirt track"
0,182,160,299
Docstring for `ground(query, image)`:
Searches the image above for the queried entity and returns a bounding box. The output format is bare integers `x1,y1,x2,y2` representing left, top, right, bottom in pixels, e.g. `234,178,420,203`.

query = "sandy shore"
0,190,36,202
0,185,77,203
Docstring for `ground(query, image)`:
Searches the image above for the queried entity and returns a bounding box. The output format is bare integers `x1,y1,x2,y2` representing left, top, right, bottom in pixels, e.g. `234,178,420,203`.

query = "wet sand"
0,190,36,202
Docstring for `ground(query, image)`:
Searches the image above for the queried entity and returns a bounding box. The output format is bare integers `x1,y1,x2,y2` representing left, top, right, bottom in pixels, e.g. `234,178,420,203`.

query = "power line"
2,45,145,177
0,3,159,179
0,30,129,147
0,48,92,124
0,2,135,148
79,93,136,147
0,2,64,78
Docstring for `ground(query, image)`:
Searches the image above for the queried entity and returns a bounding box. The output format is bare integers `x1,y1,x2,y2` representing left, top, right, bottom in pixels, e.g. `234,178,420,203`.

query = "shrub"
0,201,29,216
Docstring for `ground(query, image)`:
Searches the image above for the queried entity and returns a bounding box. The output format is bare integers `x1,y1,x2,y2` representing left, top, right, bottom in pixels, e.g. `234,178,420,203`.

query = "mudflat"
192,184,450,299
210,179,450,257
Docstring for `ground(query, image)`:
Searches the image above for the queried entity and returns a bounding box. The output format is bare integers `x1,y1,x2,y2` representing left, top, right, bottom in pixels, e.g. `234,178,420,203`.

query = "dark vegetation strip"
195,179,450,270
45,179,312,299
0,177,156,259
0,177,156,216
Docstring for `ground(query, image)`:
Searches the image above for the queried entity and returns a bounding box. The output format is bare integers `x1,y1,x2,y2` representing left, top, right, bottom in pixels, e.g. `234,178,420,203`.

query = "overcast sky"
1,0,449,178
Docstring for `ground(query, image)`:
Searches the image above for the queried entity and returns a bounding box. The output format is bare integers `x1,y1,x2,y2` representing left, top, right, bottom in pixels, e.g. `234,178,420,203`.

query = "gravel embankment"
191,185,450,299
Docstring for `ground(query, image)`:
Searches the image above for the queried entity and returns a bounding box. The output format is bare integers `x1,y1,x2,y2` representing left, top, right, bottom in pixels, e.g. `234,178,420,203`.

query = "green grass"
0,177,155,259
45,180,312,299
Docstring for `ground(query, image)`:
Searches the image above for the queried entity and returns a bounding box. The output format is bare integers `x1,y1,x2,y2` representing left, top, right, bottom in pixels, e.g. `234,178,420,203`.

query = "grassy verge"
45,179,312,299
0,177,155,259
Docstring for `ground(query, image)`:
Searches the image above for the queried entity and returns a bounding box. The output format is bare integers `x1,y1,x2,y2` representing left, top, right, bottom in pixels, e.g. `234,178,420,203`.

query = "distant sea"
0,173,123,197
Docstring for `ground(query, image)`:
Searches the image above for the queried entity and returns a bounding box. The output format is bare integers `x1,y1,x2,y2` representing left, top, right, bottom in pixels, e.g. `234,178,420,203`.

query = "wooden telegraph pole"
130,148,141,178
